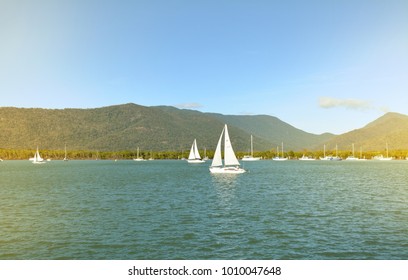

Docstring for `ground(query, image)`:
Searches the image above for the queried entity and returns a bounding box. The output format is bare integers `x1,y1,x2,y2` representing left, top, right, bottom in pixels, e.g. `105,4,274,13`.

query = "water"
1,160,407,260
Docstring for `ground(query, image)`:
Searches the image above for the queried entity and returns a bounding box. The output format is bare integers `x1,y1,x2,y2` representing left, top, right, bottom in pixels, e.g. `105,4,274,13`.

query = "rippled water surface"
1,160,407,259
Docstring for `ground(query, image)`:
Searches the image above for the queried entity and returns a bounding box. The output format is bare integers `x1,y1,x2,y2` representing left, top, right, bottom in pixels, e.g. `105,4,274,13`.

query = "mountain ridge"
1,103,407,152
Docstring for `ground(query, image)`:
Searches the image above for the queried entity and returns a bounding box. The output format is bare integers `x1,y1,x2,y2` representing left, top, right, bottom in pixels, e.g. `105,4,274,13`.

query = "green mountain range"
0,103,407,153
323,112,408,153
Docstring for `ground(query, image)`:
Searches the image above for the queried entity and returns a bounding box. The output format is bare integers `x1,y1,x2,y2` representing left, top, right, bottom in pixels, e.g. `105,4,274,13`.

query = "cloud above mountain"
319,97,372,110
175,103,203,110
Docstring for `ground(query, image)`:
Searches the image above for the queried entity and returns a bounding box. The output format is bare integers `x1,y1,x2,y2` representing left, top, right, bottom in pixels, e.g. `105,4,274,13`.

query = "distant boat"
203,148,209,161
331,144,342,161
209,124,246,174
373,143,393,161
148,150,155,161
273,142,288,161
133,147,146,161
320,144,341,161
187,139,205,163
320,144,331,160
299,154,316,161
346,143,359,161
242,135,261,161
63,144,68,161
31,147,46,164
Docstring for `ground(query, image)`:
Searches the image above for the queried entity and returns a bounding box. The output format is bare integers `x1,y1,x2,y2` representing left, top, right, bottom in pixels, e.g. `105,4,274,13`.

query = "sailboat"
320,144,332,160
273,142,288,161
299,154,316,161
373,142,393,160
31,147,46,164
63,144,68,161
242,135,261,161
187,139,205,163
346,143,359,161
203,148,209,161
209,124,246,174
331,144,342,161
133,147,146,161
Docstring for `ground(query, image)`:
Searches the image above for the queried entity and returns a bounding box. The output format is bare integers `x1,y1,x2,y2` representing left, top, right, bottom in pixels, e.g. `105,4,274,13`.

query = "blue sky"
1,0,407,134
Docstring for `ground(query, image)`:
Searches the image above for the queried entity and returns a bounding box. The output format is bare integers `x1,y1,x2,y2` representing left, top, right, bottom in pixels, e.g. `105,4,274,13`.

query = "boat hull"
209,166,246,174
242,156,261,161
187,159,206,163
272,157,288,161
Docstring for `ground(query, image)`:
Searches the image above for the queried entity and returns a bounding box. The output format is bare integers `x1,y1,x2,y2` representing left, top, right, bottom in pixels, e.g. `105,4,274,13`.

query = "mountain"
323,112,408,152
1,104,407,153
209,113,334,151
0,103,333,152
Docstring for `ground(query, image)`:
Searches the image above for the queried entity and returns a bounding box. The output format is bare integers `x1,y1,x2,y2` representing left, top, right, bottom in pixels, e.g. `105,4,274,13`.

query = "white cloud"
175,102,203,110
319,97,372,110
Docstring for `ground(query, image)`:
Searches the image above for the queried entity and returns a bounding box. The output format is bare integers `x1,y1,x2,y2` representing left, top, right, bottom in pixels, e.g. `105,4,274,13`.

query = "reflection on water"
211,174,239,207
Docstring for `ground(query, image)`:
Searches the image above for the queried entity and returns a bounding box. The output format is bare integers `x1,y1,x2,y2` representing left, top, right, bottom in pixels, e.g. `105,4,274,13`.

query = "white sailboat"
209,124,246,174
331,144,342,161
373,142,393,160
187,139,205,163
242,135,261,161
133,147,146,161
346,143,359,161
31,147,45,164
320,144,331,160
273,142,288,161
320,144,341,161
203,148,209,161
63,144,68,161
299,154,316,161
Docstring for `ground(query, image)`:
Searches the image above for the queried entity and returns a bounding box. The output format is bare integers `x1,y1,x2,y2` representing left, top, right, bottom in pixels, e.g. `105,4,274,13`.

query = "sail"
211,127,224,167
224,125,240,166
188,139,201,160
36,149,43,162
194,140,201,159
188,140,196,160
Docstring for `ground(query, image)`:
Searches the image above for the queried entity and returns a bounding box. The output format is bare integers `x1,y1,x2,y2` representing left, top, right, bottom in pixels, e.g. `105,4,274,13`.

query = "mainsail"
211,127,224,167
223,125,240,166
188,139,202,160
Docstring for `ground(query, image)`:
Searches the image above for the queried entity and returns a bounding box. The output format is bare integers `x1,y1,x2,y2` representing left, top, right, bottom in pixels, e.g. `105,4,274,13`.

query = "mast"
281,142,284,158
250,135,254,157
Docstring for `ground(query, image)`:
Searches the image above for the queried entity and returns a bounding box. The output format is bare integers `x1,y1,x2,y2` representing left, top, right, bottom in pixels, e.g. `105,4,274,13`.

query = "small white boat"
31,147,46,164
209,124,246,174
133,147,146,161
187,139,205,163
299,155,316,161
320,144,342,161
63,144,68,161
373,143,393,160
242,135,261,161
346,144,360,161
273,142,288,161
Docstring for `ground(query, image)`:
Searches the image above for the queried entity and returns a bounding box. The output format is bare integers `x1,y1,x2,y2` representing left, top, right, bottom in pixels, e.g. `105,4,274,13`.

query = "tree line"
1,148,408,160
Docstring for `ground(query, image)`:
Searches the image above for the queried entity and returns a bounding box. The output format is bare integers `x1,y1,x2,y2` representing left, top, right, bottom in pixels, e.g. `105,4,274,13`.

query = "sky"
1,0,407,134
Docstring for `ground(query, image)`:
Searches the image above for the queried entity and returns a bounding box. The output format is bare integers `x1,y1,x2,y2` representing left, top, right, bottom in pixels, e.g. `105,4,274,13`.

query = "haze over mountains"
0,103,407,152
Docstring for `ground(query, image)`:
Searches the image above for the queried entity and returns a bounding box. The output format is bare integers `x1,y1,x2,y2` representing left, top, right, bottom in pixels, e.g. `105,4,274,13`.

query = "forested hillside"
0,103,332,152
2,104,408,155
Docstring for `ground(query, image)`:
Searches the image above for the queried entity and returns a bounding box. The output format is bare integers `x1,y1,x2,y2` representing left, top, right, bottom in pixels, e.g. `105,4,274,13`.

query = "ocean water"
0,160,407,260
